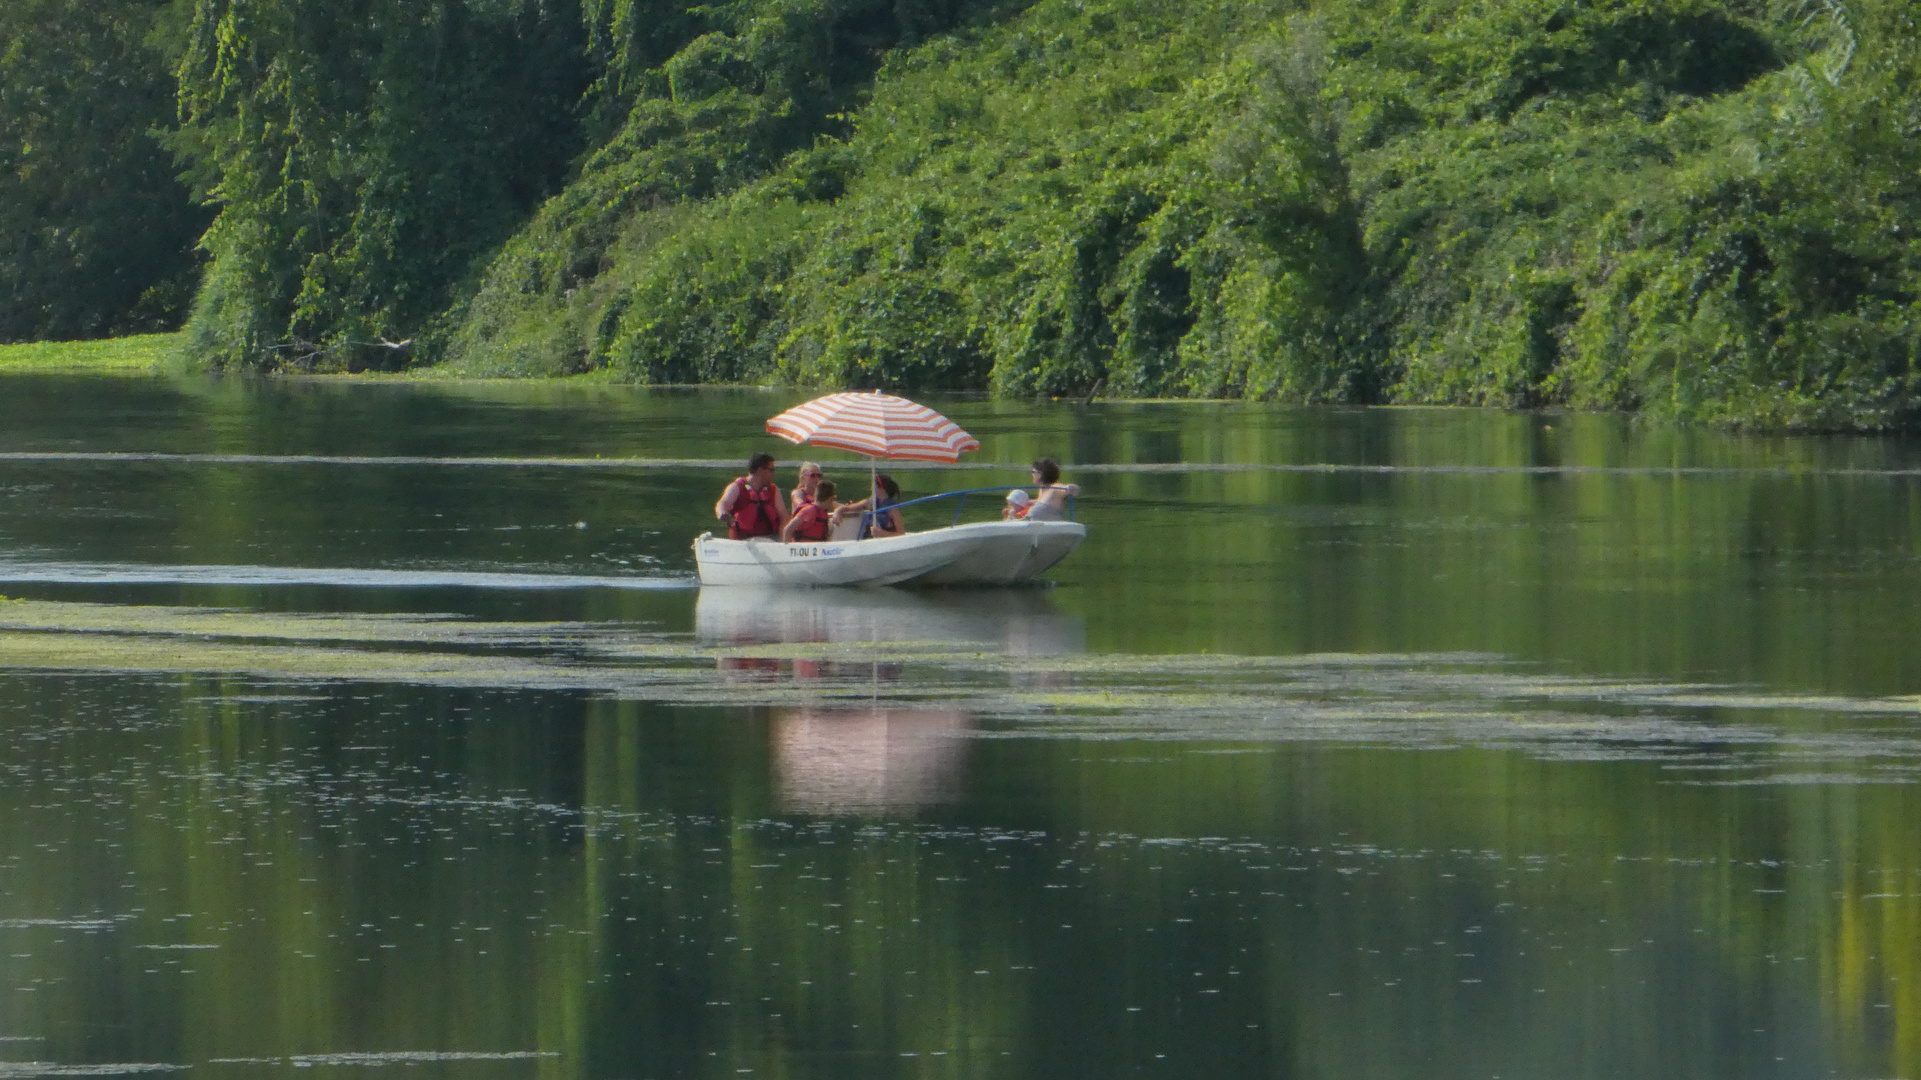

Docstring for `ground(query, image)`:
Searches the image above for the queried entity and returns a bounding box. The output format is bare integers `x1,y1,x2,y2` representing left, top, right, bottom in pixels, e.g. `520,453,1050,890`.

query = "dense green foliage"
172,0,596,369
163,0,1020,370
442,0,1921,427
445,0,1027,374
0,0,207,343
4,0,1918,425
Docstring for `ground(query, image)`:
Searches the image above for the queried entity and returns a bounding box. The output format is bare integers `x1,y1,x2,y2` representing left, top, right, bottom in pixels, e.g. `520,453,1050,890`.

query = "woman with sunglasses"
790,461,824,511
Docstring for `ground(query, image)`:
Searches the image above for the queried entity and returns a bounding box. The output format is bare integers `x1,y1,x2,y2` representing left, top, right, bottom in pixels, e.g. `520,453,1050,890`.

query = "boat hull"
694,520,1086,587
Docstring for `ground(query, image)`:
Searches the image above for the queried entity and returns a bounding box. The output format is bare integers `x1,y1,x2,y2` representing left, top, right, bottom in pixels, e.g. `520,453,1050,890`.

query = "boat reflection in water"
772,707,971,815
693,585,1085,658
697,588,1083,814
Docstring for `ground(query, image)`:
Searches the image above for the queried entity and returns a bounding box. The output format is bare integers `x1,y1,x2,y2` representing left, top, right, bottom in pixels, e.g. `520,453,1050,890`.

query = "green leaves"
10,0,1916,428
0,0,208,343
174,0,595,369
536,0,1382,402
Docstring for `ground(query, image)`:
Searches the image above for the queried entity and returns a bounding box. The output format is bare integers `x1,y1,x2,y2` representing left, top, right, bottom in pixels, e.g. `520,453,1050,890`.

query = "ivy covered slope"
174,0,1017,370
164,0,1920,427
439,0,1920,427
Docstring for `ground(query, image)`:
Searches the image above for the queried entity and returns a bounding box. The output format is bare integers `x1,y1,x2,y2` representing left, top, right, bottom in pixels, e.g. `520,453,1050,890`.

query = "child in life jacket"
782,480,838,543
1002,487,1032,520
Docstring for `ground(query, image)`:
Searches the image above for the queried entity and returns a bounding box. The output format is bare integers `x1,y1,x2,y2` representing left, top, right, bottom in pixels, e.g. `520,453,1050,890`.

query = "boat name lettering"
786,546,843,557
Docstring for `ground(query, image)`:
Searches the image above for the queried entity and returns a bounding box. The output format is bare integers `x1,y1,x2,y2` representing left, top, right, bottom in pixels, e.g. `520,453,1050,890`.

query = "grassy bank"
0,333,182,373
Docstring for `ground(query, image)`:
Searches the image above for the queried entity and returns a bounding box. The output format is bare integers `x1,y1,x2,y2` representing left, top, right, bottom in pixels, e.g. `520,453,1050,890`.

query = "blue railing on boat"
860,486,1076,532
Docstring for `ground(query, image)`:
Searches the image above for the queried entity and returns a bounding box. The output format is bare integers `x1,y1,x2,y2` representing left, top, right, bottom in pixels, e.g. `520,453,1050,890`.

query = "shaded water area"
2,375,1921,1078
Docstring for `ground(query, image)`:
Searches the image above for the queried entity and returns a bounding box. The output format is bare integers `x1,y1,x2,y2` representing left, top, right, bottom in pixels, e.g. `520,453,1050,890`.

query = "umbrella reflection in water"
773,707,970,816
696,588,1082,814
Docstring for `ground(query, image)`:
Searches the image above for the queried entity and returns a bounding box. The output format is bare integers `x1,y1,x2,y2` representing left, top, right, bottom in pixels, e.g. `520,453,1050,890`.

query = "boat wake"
0,559,693,591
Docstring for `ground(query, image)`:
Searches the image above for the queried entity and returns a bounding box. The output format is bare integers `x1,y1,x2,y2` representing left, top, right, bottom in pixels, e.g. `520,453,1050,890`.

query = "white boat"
693,518,1086,587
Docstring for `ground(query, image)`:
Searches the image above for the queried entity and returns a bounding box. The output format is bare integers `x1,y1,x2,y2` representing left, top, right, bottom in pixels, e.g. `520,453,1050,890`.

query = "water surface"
0,375,1918,1078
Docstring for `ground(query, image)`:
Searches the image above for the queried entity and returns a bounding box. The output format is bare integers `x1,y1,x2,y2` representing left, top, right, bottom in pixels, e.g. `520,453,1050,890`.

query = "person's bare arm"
1038,483,1079,508
715,480,741,523
773,489,789,530
873,508,906,538
780,506,808,543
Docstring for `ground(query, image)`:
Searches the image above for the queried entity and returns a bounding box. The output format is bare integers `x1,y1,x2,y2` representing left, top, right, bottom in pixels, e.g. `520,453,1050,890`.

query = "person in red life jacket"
781,480,837,543
790,461,823,512
715,452,788,540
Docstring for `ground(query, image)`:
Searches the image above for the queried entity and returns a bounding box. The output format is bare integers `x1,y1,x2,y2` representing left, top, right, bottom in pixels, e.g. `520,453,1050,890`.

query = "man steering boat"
714,452,789,540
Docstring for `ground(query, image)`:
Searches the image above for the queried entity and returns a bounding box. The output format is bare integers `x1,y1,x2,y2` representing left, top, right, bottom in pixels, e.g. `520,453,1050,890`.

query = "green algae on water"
1,598,1918,784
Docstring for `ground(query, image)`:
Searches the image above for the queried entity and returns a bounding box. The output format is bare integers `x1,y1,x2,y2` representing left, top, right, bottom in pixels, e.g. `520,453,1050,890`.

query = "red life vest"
728,478,781,540
789,503,831,542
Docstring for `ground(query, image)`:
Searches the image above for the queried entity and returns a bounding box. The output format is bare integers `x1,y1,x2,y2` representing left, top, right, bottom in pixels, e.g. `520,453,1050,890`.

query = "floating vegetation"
0,598,618,649
0,598,1915,780
284,1052,558,1067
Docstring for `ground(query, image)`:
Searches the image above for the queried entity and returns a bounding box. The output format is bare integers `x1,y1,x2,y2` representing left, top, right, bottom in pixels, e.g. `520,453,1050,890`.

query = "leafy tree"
456,0,1915,428
448,0,1026,376
1347,0,1921,426
9,0,1915,428
0,0,208,343
173,0,595,370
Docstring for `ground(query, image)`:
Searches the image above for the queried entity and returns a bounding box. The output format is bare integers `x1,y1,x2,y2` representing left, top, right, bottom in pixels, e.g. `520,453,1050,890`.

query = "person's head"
1032,457,1061,485
1005,488,1031,510
814,480,837,505
797,461,822,489
748,451,776,481
875,473,900,501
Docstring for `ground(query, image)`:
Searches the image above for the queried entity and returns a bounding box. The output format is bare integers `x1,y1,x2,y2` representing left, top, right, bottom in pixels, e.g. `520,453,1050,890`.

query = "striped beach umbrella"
765,391,981,463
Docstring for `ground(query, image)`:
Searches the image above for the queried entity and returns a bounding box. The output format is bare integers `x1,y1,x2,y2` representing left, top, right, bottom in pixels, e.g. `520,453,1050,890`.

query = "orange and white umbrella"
765,391,980,463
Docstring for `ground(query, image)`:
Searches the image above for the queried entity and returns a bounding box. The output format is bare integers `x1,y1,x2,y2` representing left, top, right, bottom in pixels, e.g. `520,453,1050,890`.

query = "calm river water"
1,375,1919,1078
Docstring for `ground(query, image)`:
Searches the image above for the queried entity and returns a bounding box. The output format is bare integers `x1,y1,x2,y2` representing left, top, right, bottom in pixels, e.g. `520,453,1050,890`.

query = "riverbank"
0,333,183,373
1,334,1907,439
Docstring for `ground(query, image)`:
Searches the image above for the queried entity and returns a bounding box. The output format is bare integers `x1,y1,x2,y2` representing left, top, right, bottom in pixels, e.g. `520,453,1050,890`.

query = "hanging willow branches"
172,0,594,369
